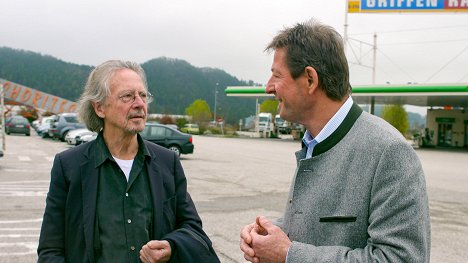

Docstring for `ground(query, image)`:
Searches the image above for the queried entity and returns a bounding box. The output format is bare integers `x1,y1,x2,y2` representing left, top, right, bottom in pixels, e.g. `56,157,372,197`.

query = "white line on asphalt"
0,234,39,238
0,218,42,224
0,242,37,256
0,186,48,189
0,180,49,184
17,156,31,161
0,191,47,197
0,228,41,231
3,169,31,173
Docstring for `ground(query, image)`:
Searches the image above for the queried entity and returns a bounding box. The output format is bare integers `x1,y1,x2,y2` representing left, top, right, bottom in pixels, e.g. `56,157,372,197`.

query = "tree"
18,105,39,123
381,104,409,136
185,99,212,124
159,115,175,124
260,99,279,116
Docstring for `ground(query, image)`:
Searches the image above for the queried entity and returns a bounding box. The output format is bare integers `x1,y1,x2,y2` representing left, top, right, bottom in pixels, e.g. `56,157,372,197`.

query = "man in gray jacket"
240,19,431,263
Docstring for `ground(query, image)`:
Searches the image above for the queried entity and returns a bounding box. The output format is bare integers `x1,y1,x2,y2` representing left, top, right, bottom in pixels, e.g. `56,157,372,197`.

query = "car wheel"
26,133,30,136
168,145,181,156
60,131,68,142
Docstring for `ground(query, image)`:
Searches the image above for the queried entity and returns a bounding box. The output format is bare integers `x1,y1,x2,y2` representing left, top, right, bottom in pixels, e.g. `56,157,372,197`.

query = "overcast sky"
1,0,467,88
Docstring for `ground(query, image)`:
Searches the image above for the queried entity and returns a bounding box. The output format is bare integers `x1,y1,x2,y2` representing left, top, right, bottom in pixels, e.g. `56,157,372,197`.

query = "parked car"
165,124,179,130
48,113,86,141
36,116,56,138
5,116,30,136
180,123,199,135
65,128,96,145
75,133,98,145
32,119,41,131
140,123,194,156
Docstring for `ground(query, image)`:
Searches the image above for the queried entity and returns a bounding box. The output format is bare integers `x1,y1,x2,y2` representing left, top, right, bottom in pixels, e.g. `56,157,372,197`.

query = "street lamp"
0,83,5,152
213,83,218,124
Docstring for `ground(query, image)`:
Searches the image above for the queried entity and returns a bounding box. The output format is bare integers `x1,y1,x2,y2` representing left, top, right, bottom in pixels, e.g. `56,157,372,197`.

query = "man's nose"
132,95,146,106
265,81,275,94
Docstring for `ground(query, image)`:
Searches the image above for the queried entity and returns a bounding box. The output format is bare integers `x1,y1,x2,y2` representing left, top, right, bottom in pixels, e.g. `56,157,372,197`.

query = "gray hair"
266,19,351,101
77,60,148,132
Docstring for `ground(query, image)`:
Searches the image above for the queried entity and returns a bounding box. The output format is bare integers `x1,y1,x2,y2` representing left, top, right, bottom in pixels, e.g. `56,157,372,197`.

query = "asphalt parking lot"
0,132,467,262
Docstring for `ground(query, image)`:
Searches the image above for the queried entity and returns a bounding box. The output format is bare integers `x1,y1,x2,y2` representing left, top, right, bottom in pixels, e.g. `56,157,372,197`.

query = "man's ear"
305,66,319,95
92,101,105,118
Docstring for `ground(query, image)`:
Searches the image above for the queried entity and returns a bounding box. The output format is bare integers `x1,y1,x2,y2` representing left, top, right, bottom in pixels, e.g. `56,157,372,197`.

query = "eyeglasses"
118,91,153,104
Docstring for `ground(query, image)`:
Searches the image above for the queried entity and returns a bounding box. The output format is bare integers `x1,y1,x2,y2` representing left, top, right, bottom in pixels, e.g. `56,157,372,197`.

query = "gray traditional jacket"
278,103,431,262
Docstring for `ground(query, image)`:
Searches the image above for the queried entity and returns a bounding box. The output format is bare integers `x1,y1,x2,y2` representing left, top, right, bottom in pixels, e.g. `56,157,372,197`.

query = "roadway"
0,132,467,262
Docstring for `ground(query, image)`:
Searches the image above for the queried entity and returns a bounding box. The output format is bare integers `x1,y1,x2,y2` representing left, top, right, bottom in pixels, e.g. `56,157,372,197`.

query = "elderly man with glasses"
38,60,219,263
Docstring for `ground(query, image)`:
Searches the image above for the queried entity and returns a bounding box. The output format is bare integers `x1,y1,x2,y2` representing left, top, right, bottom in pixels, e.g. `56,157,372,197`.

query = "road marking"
0,180,49,184
17,156,31,161
0,228,40,231
0,181,49,197
0,234,39,238
0,218,42,224
0,242,38,256
0,219,42,256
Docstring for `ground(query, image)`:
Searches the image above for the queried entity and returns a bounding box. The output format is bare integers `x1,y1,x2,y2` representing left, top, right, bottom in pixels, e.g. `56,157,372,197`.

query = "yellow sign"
348,0,468,13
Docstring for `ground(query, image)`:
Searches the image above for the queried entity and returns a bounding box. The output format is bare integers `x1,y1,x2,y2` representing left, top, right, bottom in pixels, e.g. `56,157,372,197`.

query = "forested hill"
0,47,92,101
0,47,260,124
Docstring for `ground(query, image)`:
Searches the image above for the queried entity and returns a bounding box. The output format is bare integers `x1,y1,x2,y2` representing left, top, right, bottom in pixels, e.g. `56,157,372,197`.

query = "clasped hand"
139,240,171,263
240,216,291,263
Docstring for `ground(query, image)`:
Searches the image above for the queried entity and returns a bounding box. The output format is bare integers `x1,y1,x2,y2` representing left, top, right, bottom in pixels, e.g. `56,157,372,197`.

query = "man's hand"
139,240,171,263
250,216,291,263
240,221,260,263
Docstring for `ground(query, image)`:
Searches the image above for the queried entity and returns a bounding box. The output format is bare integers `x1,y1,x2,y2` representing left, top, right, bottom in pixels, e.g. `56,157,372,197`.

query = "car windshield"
64,116,78,123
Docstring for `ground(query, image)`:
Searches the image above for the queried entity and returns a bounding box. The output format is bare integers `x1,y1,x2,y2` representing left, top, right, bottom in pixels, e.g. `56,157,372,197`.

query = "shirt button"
127,219,132,224
125,193,129,197
130,246,135,251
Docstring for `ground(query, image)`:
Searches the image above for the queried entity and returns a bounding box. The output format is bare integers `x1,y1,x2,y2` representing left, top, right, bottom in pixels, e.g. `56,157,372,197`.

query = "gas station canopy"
225,84,468,108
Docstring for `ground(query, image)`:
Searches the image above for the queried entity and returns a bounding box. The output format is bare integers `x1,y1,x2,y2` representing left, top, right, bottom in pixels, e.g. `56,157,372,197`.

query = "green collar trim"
312,103,363,156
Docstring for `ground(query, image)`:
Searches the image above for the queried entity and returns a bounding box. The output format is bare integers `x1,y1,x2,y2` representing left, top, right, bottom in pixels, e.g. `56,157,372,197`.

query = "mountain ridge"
0,46,259,124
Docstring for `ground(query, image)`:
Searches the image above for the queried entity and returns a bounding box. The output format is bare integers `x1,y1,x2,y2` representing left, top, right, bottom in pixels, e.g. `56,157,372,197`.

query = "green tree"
260,99,279,116
185,99,212,124
381,104,409,136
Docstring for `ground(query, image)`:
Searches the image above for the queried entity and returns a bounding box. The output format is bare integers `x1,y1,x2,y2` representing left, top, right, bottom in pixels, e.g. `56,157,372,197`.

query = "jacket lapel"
81,147,99,263
147,154,164,239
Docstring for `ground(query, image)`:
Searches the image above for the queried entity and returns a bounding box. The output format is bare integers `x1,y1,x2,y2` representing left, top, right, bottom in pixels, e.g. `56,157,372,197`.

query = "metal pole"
255,98,259,134
372,33,377,84
1,83,5,151
344,0,349,53
214,83,218,124
370,33,377,115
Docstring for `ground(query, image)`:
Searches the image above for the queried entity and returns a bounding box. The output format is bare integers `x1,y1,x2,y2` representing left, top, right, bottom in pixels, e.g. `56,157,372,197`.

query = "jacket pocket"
319,216,357,223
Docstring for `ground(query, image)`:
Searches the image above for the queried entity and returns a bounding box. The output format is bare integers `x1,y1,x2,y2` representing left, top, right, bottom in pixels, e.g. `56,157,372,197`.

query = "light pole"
213,83,218,124
1,83,5,152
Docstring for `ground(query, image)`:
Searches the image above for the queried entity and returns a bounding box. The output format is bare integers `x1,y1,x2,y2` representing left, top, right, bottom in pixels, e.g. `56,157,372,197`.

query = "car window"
64,116,78,123
165,128,174,136
149,126,166,137
13,118,28,124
